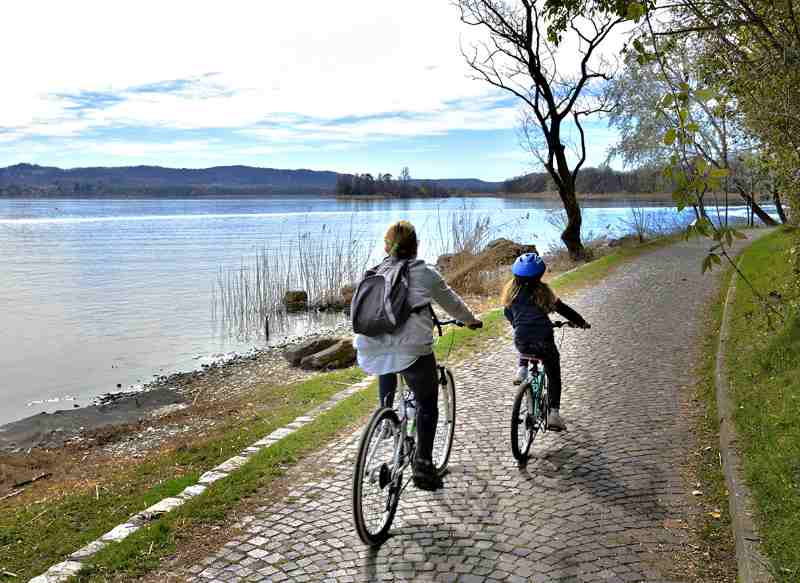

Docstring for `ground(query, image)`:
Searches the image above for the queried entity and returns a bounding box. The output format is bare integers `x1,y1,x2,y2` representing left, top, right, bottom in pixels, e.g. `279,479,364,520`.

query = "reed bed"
212,223,372,341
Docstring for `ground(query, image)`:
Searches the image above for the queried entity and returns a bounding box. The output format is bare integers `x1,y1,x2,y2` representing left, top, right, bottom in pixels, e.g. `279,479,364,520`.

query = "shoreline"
0,320,352,454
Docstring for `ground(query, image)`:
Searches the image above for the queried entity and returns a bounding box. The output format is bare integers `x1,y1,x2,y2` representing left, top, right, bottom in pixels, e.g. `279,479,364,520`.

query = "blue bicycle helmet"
512,252,546,278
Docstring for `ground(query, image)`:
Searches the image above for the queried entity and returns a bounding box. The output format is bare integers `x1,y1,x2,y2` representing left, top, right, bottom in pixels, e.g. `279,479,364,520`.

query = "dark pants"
378,353,438,463
516,338,563,409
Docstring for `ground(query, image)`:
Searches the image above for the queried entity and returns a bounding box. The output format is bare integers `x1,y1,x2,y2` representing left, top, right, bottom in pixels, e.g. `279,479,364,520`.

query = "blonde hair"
501,276,556,313
384,220,418,259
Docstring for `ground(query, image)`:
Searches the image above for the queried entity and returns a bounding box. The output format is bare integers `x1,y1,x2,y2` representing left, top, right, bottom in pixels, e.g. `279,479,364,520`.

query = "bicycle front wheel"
511,383,538,462
352,407,401,546
432,366,456,475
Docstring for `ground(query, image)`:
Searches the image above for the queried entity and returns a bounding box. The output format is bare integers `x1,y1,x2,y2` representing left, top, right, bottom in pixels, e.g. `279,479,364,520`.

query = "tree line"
502,166,677,195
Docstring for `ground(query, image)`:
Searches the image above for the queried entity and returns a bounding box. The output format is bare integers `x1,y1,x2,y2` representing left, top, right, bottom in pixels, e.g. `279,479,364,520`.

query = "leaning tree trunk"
772,187,788,224
558,181,586,260
736,187,779,226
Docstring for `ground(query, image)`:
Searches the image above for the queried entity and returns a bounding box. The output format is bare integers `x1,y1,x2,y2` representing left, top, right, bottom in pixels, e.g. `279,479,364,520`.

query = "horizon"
2,1,624,181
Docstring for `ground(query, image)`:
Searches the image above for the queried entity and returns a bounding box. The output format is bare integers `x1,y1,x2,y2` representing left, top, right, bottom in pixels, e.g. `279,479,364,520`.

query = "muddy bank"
0,388,186,453
0,322,351,456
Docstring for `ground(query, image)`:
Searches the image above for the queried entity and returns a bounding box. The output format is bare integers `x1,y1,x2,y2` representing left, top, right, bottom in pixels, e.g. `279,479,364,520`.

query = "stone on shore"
299,339,356,370
284,290,308,312
283,337,339,366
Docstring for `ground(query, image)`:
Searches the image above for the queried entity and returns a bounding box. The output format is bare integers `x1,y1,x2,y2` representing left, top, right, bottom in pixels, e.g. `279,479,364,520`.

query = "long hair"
384,220,418,259
501,275,556,313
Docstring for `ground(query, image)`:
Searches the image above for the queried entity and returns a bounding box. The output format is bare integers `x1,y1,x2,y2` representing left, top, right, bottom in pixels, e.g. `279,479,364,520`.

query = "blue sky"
1,1,623,182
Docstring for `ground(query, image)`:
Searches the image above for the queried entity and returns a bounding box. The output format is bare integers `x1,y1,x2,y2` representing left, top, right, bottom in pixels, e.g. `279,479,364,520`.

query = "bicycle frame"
524,361,548,429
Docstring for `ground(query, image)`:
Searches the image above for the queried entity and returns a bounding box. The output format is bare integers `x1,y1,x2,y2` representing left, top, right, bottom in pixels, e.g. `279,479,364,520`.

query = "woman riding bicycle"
354,220,482,490
502,252,590,431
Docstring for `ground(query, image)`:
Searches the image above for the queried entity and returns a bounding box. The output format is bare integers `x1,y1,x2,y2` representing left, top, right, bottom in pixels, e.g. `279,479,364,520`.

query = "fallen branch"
0,490,23,503
2,571,19,578
12,472,52,490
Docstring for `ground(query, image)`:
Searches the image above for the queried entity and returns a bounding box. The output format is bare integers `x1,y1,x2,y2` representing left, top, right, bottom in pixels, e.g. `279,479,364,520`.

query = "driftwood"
12,472,52,490
0,490,23,502
2,571,18,578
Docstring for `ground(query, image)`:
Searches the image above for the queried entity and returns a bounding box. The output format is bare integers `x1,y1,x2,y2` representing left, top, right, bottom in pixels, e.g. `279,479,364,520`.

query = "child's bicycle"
510,320,577,462
351,317,462,546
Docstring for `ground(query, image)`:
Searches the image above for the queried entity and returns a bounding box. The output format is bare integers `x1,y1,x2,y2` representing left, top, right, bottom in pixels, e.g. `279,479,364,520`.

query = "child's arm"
504,306,514,326
554,299,590,329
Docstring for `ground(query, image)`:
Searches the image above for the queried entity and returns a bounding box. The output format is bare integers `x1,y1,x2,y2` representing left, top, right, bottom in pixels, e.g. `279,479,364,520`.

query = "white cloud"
1,0,627,164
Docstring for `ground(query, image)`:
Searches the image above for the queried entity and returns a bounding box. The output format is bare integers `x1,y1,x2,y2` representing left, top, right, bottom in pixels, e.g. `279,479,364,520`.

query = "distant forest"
501,166,673,194
1,162,701,198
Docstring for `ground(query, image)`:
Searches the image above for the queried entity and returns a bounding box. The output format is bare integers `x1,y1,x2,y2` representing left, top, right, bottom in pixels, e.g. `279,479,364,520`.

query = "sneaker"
513,366,528,385
412,458,443,491
547,409,567,431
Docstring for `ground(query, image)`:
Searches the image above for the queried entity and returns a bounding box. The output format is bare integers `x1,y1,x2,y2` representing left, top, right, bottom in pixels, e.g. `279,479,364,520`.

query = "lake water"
0,195,765,425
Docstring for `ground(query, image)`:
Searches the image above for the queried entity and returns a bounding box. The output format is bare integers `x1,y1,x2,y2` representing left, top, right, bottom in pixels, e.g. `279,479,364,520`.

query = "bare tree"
456,0,625,259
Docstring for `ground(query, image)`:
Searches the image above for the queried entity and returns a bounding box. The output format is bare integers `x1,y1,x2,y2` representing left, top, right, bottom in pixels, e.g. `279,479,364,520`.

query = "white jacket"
353,259,479,368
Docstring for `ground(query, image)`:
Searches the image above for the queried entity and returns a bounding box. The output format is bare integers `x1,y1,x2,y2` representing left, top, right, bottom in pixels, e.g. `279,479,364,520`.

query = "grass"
0,368,364,581
13,231,681,582
75,385,378,582
723,227,800,581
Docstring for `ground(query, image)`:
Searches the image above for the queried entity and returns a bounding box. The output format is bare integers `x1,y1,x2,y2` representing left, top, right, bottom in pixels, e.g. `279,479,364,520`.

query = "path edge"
715,268,774,583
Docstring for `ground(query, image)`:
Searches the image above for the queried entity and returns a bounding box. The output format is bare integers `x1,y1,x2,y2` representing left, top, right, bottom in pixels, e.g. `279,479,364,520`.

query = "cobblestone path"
181,238,747,583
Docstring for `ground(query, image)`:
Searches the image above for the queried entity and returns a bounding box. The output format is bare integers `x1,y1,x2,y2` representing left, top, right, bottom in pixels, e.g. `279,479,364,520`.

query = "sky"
1,1,625,181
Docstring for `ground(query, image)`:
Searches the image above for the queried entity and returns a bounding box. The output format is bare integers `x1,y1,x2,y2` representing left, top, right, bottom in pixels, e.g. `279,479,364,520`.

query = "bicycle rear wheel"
511,381,541,462
352,408,401,546
432,366,456,475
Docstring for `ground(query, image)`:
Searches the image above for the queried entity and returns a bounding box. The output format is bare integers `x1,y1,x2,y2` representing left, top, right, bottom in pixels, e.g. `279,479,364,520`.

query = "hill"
0,164,502,197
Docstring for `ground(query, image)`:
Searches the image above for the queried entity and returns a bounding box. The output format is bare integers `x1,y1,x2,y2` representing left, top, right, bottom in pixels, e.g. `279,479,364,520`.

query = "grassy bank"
0,369,364,581
724,227,799,580
5,233,676,582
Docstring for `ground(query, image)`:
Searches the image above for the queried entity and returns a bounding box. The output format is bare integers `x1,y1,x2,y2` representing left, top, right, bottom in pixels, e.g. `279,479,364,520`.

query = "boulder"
284,290,308,312
300,339,356,370
283,336,339,366
340,284,355,305
483,238,538,265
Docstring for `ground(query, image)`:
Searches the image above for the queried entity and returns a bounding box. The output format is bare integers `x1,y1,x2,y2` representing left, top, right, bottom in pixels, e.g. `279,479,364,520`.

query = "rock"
436,239,538,274
283,337,339,366
483,238,538,265
341,284,355,306
284,290,308,312
300,339,356,370
607,234,638,247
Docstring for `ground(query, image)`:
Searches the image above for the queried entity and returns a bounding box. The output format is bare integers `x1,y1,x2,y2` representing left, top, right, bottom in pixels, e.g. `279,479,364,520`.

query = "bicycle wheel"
511,382,536,461
352,407,402,546
432,366,456,475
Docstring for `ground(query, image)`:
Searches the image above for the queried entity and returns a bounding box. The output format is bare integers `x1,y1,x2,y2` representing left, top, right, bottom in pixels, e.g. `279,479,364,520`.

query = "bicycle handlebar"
552,320,590,329
437,319,465,328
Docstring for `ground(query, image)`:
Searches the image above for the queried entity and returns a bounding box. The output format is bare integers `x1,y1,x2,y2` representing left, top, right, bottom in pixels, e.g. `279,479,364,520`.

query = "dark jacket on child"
504,286,587,410
503,287,587,345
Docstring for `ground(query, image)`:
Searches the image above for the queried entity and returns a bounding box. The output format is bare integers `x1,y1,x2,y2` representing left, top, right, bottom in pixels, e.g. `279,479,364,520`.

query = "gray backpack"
351,257,416,336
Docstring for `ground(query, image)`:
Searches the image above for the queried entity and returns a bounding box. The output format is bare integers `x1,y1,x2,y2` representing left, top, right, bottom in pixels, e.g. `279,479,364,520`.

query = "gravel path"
178,237,756,583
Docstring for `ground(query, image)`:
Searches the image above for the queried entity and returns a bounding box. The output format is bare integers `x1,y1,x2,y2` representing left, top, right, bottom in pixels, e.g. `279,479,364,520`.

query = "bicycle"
510,321,577,462
352,316,463,546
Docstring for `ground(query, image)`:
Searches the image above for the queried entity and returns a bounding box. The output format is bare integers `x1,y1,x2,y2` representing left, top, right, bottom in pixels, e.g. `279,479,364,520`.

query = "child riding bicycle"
502,252,590,431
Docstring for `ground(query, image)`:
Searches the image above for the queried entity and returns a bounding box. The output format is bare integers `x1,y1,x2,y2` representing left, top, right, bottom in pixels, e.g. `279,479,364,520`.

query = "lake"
0,195,763,425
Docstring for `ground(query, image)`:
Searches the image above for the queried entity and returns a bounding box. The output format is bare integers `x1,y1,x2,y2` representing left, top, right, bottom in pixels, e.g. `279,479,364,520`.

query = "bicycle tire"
352,407,401,546
510,382,536,462
432,367,456,475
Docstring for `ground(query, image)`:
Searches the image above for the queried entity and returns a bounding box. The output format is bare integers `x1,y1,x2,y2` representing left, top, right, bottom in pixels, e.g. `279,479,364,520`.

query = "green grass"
0,368,364,581
11,232,681,582
724,227,800,581
76,384,378,581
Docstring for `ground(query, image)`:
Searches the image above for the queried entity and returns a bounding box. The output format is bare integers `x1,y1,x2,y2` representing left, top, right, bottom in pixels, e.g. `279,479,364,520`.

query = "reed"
212,222,371,341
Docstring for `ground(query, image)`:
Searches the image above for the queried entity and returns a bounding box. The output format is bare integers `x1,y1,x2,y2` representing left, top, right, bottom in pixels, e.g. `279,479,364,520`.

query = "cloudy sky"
1,1,623,181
